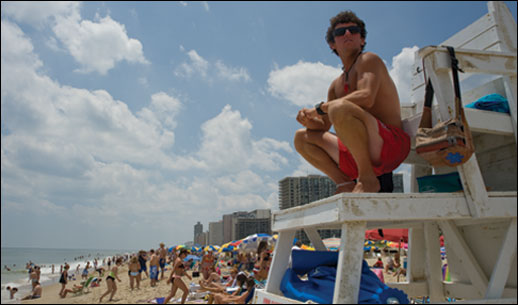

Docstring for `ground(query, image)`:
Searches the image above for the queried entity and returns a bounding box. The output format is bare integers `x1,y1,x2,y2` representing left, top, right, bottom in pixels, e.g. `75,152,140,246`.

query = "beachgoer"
292,240,303,251
373,257,384,268
164,249,193,304
138,250,149,279
253,241,271,283
213,276,256,304
59,264,70,298
294,10,410,194
99,257,122,302
129,256,141,290
82,261,90,279
7,286,18,299
200,272,247,304
29,266,39,290
52,264,55,274
21,281,42,300
149,249,159,287
201,250,215,280
4,265,11,272
158,243,167,280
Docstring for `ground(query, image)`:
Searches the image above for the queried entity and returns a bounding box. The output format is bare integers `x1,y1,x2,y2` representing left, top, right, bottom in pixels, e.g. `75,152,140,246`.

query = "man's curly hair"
326,10,367,56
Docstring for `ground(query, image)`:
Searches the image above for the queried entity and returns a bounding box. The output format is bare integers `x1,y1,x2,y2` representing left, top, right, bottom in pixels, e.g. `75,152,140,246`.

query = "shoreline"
11,257,405,304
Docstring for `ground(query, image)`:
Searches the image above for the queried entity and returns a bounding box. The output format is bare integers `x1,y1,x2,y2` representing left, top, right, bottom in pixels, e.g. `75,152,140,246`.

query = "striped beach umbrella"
322,237,341,251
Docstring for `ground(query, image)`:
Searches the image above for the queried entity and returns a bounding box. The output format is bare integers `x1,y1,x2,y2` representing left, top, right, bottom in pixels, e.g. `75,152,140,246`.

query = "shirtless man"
164,249,192,304
294,10,410,193
149,249,159,287
158,243,167,280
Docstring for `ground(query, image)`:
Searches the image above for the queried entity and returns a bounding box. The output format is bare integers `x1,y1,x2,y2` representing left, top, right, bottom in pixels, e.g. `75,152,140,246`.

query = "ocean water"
1,247,135,303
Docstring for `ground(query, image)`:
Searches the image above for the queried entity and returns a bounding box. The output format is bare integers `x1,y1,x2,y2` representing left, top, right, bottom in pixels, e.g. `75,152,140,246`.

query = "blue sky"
2,1,516,250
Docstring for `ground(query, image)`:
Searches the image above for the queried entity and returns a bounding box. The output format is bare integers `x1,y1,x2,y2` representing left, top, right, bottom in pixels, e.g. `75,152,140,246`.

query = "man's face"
330,22,364,55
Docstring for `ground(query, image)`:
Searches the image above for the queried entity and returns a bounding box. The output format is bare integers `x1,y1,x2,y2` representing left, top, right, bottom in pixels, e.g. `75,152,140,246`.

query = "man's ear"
328,42,336,52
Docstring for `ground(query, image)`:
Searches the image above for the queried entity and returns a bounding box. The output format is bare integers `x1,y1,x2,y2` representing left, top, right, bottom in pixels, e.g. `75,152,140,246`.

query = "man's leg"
294,129,355,193
328,100,383,193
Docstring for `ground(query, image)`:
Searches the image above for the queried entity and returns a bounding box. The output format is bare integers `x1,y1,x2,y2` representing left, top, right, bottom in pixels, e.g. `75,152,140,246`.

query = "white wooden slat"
438,220,488,298
408,226,426,283
423,222,445,302
304,227,327,251
485,218,517,299
333,221,366,304
265,230,295,295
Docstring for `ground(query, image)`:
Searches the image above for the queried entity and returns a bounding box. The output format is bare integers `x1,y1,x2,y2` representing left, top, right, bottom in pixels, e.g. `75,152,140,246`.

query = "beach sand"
19,257,405,304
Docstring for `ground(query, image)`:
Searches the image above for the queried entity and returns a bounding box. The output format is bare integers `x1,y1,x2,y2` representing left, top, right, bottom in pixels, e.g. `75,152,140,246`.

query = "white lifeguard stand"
254,1,516,304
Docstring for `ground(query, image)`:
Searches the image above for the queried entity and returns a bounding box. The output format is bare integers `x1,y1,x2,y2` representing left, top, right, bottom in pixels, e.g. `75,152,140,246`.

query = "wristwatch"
315,101,326,115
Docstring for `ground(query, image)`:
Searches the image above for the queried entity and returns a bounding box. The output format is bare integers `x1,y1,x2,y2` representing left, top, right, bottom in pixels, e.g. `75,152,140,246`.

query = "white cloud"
267,61,341,107
1,20,293,247
197,105,292,173
389,46,419,105
1,1,80,28
175,48,251,83
52,13,149,75
3,2,149,75
215,60,251,82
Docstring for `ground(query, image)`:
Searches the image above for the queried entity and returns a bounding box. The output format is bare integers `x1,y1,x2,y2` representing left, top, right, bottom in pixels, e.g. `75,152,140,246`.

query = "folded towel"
466,93,509,114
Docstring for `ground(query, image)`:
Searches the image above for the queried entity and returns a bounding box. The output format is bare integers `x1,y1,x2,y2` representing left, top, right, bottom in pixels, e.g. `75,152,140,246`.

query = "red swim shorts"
338,120,410,180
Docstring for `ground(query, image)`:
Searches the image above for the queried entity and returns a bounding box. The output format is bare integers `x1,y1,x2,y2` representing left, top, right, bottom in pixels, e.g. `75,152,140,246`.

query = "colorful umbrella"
365,229,408,243
322,237,341,250
175,245,186,251
239,233,273,252
204,245,220,252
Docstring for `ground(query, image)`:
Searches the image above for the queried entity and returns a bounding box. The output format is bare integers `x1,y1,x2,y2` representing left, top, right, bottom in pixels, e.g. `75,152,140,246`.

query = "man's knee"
328,100,360,126
293,129,308,152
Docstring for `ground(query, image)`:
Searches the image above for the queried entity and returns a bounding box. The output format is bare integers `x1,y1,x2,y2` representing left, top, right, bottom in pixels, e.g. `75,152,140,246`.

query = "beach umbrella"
239,233,273,252
229,240,243,247
322,237,341,251
364,240,375,246
204,245,219,252
183,255,201,262
176,245,186,251
365,229,408,243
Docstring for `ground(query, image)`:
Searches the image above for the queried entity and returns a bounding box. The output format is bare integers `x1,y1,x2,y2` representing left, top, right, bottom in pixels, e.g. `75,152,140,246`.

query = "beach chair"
254,1,516,304
72,275,94,295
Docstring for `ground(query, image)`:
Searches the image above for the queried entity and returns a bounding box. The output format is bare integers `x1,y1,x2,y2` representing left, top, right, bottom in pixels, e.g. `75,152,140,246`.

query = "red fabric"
372,268,385,283
365,229,408,243
338,120,410,180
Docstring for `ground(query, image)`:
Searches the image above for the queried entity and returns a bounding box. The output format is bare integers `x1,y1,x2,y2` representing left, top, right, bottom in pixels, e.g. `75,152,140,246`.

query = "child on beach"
99,257,122,303
6,286,18,299
164,249,192,304
129,256,141,290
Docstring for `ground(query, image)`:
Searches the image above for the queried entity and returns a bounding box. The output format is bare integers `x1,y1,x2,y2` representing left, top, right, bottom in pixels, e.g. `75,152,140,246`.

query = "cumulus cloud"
2,1,149,75
267,61,341,107
388,46,419,105
175,48,251,82
1,19,293,247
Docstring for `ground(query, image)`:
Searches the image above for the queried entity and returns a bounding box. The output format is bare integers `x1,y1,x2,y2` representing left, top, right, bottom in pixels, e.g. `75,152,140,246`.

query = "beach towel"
465,93,509,114
280,250,409,304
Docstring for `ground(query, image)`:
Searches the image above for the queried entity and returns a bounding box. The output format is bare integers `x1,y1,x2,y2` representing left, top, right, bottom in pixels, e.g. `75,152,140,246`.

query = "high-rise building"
209,220,224,246
194,221,203,242
279,175,337,244
393,173,404,193
221,210,271,243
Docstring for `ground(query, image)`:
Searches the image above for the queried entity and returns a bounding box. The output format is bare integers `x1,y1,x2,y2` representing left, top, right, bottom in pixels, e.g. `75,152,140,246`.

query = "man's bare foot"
352,177,380,193
335,181,355,194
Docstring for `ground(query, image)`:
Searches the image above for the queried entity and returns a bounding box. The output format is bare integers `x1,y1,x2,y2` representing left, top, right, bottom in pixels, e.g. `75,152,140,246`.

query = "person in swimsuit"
158,242,167,281
164,249,192,304
99,257,122,303
22,281,42,300
201,250,215,280
213,277,256,304
149,249,159,287
200,273,247,304
129,256,141,290
58,264,70,298
294,10,410,194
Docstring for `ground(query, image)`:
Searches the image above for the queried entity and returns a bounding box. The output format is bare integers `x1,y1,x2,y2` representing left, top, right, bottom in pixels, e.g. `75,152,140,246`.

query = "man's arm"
296,81,335,131
321,52,382,112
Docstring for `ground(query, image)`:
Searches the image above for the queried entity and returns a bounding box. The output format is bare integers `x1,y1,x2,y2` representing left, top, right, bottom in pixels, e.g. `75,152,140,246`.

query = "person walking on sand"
58,264,70,298
138,250,149,280
99,257,122,303
158,243,167,281
294,10,410,194
129,256,141,290
164,249,192,304
149,249,159,287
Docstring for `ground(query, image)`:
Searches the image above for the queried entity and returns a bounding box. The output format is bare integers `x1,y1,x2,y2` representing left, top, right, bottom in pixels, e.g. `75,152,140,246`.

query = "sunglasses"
333,26,361,37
